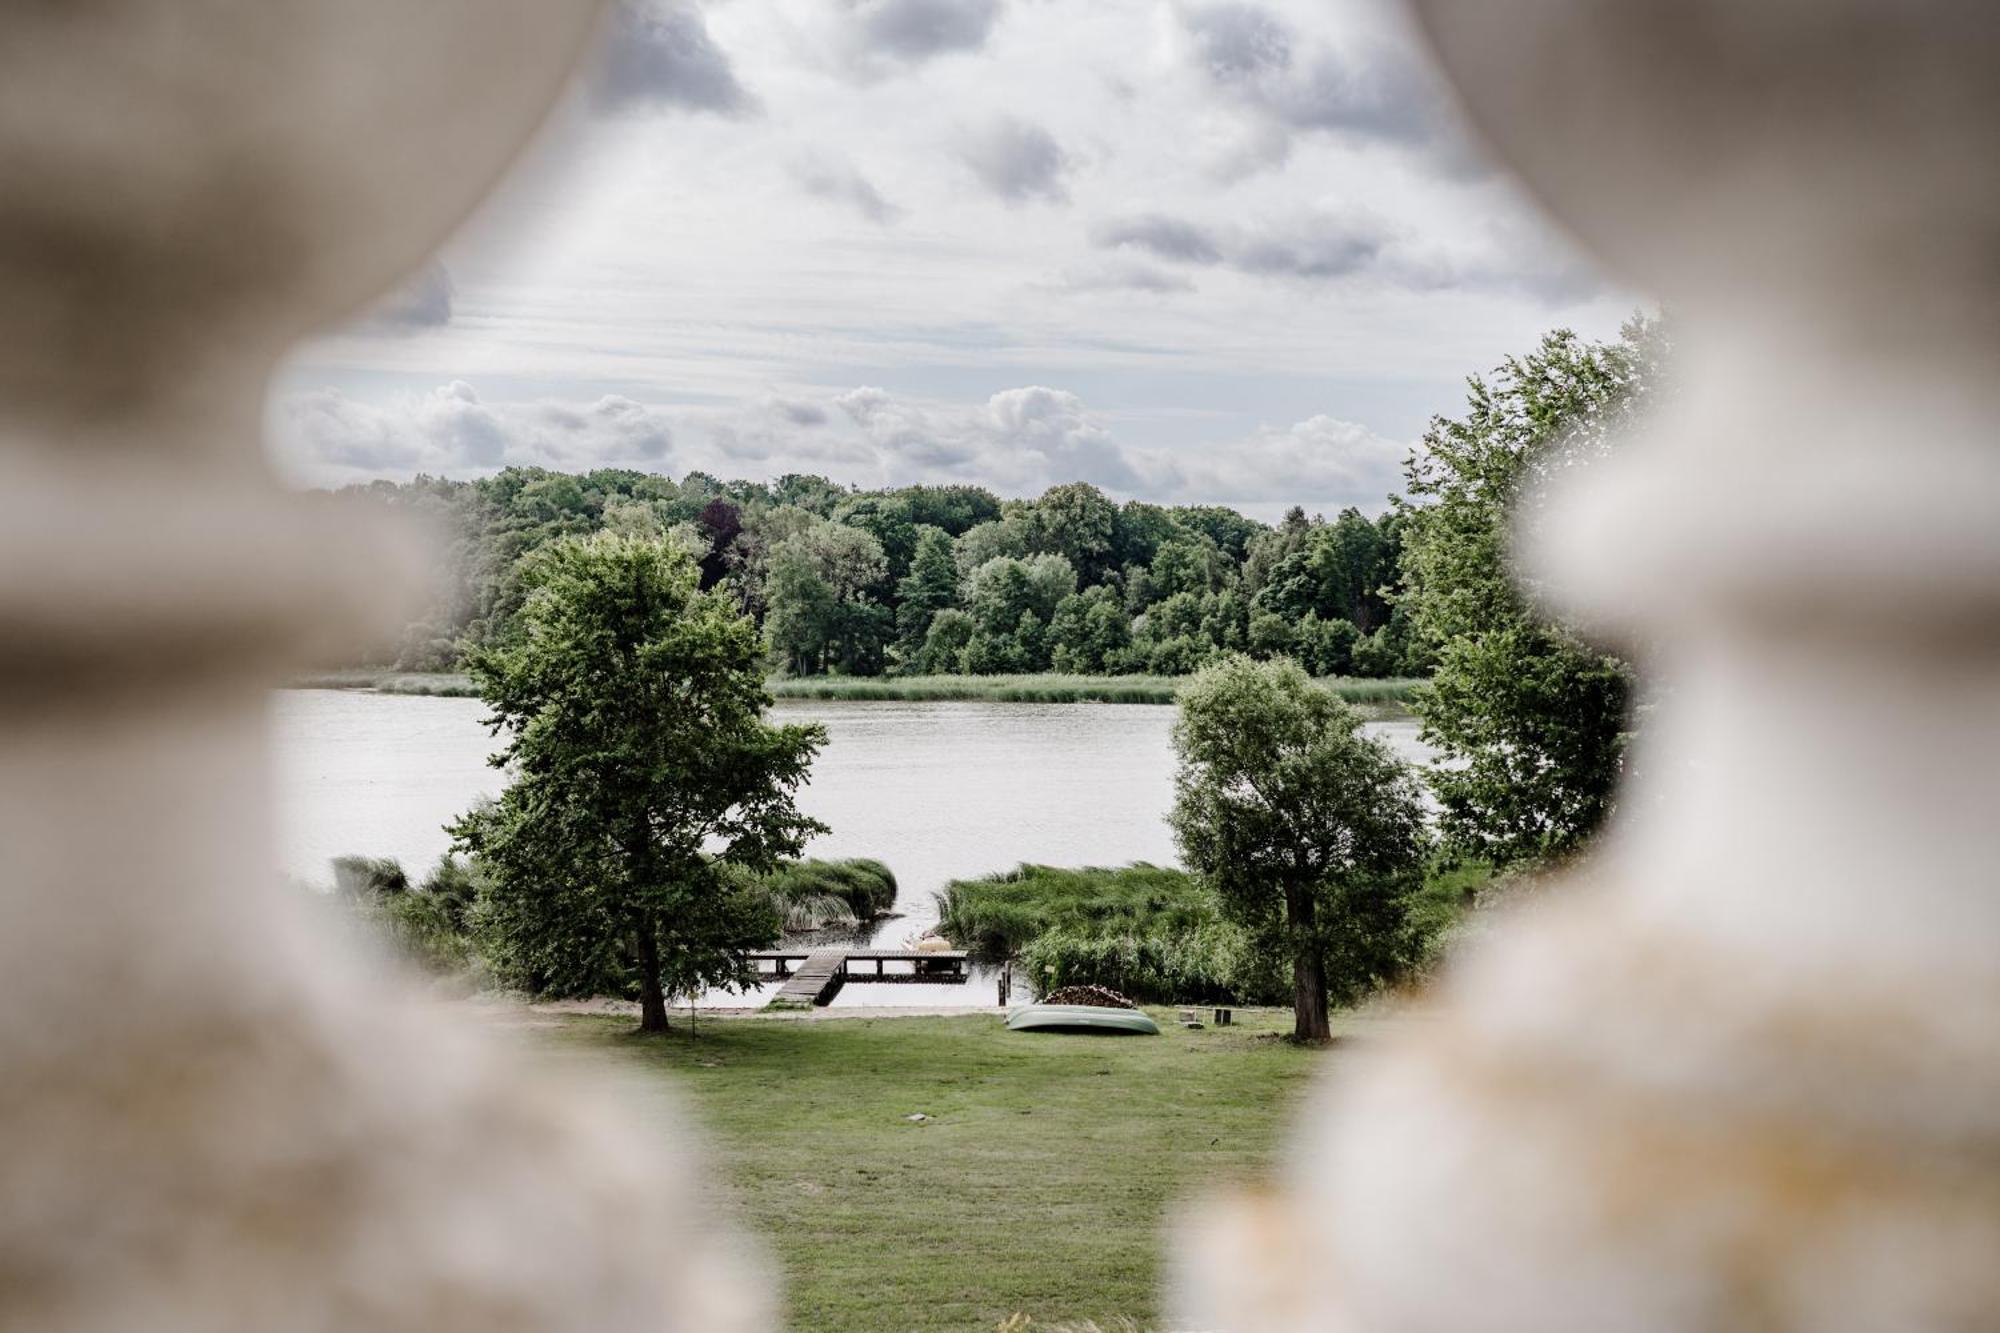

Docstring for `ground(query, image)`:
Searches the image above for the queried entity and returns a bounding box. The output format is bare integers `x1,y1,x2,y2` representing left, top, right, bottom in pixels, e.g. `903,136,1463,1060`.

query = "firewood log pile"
1039,985,1137,1010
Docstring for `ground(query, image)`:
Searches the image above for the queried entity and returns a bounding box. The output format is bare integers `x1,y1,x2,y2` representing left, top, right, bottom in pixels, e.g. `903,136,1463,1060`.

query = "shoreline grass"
289,668,481,696
766,672,1421,708
287,668,1421,712
544,1009,1332,1331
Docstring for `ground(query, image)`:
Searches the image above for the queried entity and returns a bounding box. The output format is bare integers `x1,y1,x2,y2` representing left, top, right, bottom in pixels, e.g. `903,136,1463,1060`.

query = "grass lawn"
545,1009,1339,1332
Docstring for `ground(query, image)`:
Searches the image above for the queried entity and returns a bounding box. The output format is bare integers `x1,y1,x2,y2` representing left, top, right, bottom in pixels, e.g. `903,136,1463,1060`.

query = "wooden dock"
751,947,969,1008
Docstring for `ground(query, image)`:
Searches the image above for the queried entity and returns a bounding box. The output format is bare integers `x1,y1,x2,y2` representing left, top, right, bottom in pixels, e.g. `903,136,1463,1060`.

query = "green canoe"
1005,1004,1160,1035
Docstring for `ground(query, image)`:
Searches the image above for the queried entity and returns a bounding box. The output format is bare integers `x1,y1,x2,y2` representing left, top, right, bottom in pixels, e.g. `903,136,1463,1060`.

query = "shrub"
332,853,480,974
1247,610,1295,659
1020,921,1280,1005
934,863,1276,1004
1349,626,1401,678
331,854,409,898
1293,614,1360,676
917,609,975,674
742,857,899,932
378,889,476,973
940,858,1471,1008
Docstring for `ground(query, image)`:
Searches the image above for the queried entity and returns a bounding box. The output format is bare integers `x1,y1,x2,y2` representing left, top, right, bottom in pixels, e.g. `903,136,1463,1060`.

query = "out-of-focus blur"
0,4,768,1331
3,1,1996,1331
1182,2,2000,1329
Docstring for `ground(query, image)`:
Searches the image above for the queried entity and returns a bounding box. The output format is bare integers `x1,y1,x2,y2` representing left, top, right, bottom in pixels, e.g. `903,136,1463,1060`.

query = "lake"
272,689,1431,1004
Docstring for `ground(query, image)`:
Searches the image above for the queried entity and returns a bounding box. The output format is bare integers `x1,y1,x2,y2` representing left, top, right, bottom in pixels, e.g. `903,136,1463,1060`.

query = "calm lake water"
271,689,1430,1005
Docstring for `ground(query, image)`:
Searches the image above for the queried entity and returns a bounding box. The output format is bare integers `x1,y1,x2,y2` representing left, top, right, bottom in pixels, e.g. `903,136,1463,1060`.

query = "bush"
1247,611,1295,659
917,609,975,674
742,857,899,932
378,889,476,973
939,859,1476,1007
934,863,1277,1004
332,853,480,974
331,854,409,898
1144,634,1209,675
1293,614,1360,676
1349,626,1401,678
1020,921,1282,1005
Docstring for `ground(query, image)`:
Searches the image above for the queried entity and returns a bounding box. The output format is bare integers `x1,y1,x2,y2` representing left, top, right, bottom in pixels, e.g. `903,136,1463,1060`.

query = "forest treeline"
339,468,1421,680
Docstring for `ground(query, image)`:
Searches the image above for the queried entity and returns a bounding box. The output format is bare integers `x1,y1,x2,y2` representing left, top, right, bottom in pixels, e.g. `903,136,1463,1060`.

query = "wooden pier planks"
770,948,848,1006
754,947,971,1007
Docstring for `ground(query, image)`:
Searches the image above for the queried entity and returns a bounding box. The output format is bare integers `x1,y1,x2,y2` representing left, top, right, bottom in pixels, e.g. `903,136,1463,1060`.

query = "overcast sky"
271,0,1637,518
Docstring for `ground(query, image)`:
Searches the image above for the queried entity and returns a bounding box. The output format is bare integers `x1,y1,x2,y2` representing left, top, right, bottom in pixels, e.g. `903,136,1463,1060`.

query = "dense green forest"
339,470,1419,680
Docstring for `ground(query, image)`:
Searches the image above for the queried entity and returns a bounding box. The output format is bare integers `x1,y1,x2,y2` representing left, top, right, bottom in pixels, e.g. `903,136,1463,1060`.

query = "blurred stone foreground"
0,4,767,1329
1181,2,2000,1330
4,3,1999,1332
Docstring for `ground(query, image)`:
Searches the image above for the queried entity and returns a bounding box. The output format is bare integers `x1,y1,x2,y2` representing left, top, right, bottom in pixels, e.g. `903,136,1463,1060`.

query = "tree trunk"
1287,885,1331,1041
1291,946,1331,1042
636,920,669,1034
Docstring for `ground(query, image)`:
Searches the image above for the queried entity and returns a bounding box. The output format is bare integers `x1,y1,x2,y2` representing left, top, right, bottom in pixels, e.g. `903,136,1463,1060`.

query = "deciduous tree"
454,533,825,1033
1170,656,1428,1040
1396,319,1664,865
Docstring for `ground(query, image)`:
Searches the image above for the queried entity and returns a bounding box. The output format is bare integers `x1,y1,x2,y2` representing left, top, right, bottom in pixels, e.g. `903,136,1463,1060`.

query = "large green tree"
1170,656,1429,1041
763,519,891,675
1028,482,1120,585
1396,320,1663,866
454,533,826,1032
893,525,959,660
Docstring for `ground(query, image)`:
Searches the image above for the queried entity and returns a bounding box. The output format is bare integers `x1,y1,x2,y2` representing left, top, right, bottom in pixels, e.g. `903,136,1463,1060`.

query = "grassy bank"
936,860,1493,1006
935,863,1266,1005
548,1009,1332,1331
291,669,1420,711
767,673,1421,709
744,857,898,932
290,668,480,696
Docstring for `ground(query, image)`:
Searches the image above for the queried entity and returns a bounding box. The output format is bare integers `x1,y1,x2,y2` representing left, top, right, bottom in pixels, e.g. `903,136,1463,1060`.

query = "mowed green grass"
548,1010,1337,1332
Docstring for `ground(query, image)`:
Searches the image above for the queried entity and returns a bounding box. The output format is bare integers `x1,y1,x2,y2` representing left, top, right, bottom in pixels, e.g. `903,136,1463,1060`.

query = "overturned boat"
1005,1004,1160,1035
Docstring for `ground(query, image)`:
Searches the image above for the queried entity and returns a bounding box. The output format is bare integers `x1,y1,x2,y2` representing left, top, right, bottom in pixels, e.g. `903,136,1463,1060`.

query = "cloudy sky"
272,0,1637,518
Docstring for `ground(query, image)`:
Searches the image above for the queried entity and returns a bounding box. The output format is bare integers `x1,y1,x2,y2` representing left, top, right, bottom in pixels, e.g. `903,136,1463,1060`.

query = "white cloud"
1092,207,1599,299
1174,1,1453,174
279,383,676,478
851,0,1001,64
590,1,756,117
1152,414,1408,509
285,0,1633,507
832,384,1137,490
816,0,1004,81
278,378,1408,517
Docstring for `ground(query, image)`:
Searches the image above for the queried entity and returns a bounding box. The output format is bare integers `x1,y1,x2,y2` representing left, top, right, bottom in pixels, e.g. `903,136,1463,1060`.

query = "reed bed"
745,857,899,932
293,669,1419,709
290,669,479,696
766,673,1421,708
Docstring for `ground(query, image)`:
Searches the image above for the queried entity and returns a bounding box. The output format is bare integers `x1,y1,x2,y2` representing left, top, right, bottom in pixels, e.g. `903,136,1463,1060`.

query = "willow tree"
1170,656,1429,1041
455,532,825,1032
